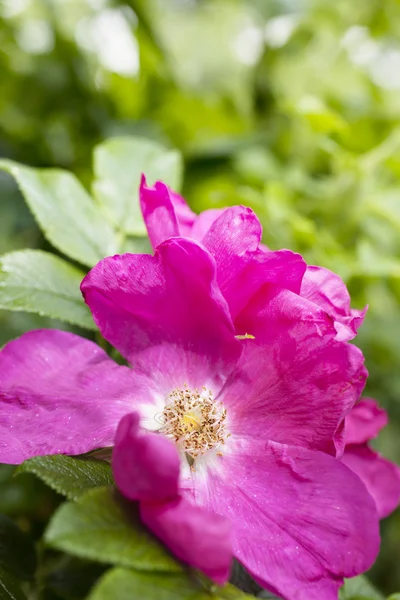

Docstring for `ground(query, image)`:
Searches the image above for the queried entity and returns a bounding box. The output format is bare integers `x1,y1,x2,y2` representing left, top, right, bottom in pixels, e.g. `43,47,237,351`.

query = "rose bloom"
140,177,366,345
0,185,380,600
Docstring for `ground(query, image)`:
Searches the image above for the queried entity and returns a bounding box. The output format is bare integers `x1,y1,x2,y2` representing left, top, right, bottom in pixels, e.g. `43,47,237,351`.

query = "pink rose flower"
342,398,400,519
112,411,232,584
140,177,369,460
140,177,366,345
0,233,379,600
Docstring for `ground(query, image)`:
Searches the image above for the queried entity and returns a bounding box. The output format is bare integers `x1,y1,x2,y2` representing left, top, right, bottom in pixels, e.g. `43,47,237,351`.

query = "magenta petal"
201,205,262,315
141,497,232,585
140,178,222,244
81,238,240,381
168,189,197,237
300,266,366,341
0,330,150,464
332,419,346,457
226,286,367,454
229,248,307,321
342,445,400,518
194,441,379,600
345,398,388,445
140,178,180,249
202,204,261,255
190,208,226,241
202,207,306,318
113,412,179,503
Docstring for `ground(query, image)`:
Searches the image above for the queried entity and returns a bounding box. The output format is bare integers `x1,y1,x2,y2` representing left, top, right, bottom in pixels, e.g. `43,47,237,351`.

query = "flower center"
159,386,227,460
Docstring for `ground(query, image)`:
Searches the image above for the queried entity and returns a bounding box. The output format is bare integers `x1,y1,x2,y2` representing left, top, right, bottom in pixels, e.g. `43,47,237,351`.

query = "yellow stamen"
235,333,255,340
182,414,202,432
158,386,227,461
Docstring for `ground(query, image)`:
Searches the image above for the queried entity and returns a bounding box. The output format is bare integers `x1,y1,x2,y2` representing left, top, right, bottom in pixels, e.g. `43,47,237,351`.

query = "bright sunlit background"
1,0,400,594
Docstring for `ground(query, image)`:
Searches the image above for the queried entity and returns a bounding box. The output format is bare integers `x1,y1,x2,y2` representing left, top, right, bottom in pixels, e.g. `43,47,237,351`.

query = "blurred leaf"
230,561,262,597
46,557,105,600
295,96,347,134
92,137,182,235
0,568,27,600
388,595,400,600
45,487,181,572
87,567,256,600
0,464,58,519
356,241,400,278
86,568,204,600
17,456,113,501
127,0,169,63
0,161,118,267
120,236,152,255
340,576,385,600
0,514,36,580
0,250,95,330
217,585,259,599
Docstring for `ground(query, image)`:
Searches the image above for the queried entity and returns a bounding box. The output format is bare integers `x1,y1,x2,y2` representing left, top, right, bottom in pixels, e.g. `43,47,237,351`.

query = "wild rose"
140,177,367,458
342,398,400,519
140,177,366,347
0,233,379,600
113,411,232,584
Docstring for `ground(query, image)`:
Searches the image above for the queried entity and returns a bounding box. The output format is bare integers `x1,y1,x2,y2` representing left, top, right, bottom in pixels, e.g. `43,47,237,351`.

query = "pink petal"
342,445,400,519
190,208,226,241
332,419,346,457
113,412,179,503
345,398,388,445
229,248,307,321
140,178,224,246
202,207,306,319
300,266,366,342
202,204,261,255
139,178,180,249
81,238,240,388
0,330,152,464
191,440,379,600
224,286,367,455
140,496,232,585
169,190,197,237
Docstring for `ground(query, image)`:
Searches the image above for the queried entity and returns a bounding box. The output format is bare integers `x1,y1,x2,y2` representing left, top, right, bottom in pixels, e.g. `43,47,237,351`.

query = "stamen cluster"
159,386,227,459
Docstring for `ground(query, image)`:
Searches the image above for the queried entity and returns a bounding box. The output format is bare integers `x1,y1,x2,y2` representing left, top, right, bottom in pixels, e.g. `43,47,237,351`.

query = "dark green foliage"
17,455,114,500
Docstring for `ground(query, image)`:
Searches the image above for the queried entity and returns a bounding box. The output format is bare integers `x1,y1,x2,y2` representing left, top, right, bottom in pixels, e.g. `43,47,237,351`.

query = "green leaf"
388,595,400,600
0,514,36,580
119,236,152,255
0,160,118,267
0,568,27,600
92,137,183,235
46,557,105,600
340,576,385,600
0,250,95,330
45,487,181,572
127,1,169,62
217,584,259,599
86,568,204,600
295,96,347,134
86,567,256,600
17,455,113,501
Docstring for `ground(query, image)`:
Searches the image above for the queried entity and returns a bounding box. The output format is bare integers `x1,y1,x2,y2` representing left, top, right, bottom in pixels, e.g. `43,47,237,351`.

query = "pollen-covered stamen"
159,386,227,460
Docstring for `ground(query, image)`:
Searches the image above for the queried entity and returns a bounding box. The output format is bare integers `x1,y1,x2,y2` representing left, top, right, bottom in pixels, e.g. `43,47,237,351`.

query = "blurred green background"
0,0,399,595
